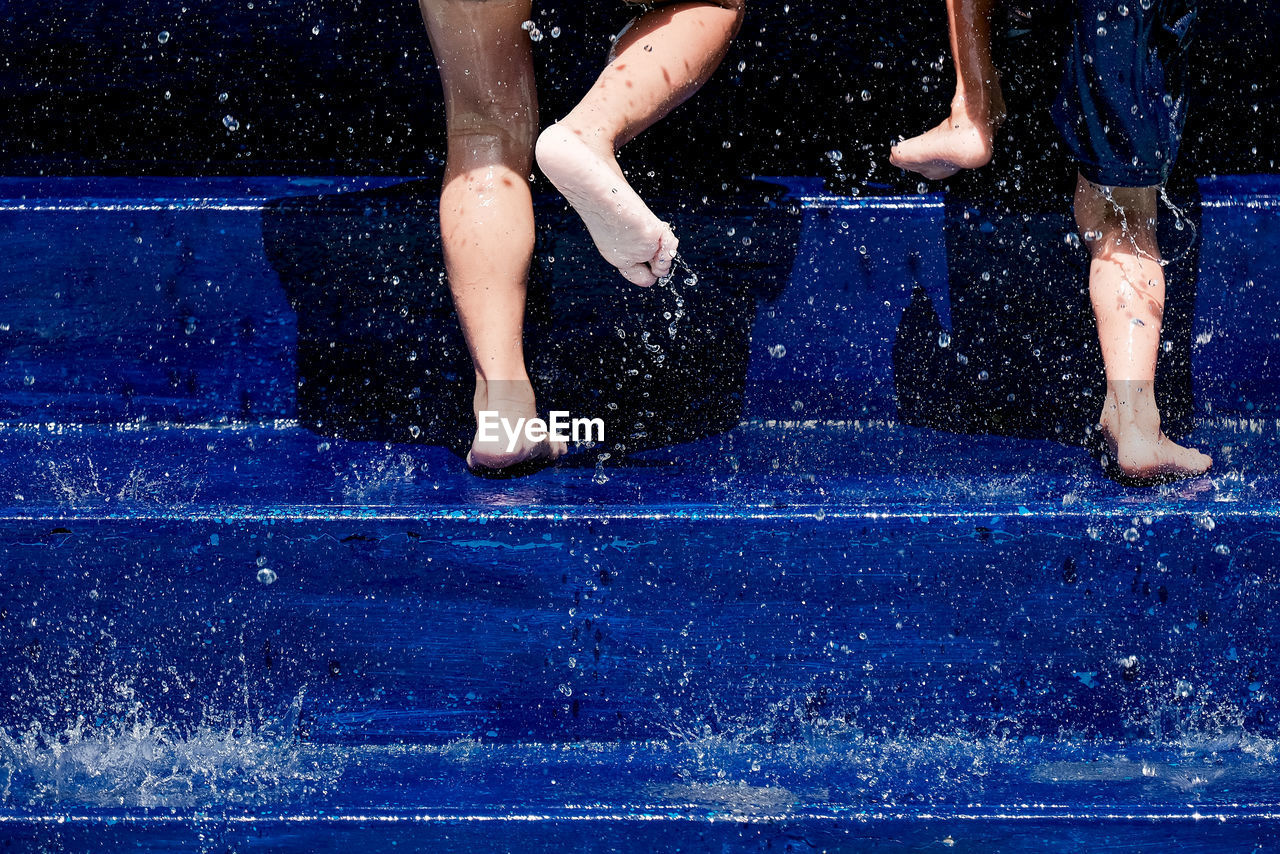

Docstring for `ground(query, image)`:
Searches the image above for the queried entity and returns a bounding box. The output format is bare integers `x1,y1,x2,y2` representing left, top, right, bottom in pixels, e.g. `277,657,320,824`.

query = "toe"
649,228,678,280
620,262,657,287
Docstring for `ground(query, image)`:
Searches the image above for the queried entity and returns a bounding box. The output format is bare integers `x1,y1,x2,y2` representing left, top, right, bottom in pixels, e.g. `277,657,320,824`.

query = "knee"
1073,177,1161,260
1075,205,1160,263
717,0,745,31
445,98,537,161
626,0,744,13
687,0,745,14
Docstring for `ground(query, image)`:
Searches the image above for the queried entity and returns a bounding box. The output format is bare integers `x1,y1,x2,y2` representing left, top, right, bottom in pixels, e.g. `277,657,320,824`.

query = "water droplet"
157,30,170,44
1195,512,1215,531
1123,527,1140,543
937,332,951,348
768,344,787,359
222,115,240,132
257,567,277,585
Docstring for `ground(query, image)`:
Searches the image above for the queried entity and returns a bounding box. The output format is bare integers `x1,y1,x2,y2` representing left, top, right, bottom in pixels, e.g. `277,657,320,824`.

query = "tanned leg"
421,0,565,472
890,0,1006,181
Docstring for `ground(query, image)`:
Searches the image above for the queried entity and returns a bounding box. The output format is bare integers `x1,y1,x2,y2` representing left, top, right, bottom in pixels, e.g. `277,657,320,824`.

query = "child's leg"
536,1,744,287
421,0,565,471
890,0,1006,181
1074,175,1211,481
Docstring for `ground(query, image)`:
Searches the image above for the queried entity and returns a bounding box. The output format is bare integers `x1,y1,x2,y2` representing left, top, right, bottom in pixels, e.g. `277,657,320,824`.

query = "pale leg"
536,1,743,286
1074,175,1211,482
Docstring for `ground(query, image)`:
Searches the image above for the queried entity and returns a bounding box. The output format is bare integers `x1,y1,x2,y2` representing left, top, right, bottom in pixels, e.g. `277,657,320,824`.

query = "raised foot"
1094,422,1213,486
890,108,1004,181
535,123,678,287
467,385,566,479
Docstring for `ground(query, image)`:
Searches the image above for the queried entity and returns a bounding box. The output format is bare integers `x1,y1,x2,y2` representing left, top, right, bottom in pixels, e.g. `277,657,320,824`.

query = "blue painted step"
2,177,1279,434
3,177,1280,845
1,420,1276,814
7,819,1280,853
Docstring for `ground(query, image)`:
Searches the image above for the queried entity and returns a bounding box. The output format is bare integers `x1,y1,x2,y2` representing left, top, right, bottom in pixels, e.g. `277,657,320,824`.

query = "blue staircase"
2,174,1280,850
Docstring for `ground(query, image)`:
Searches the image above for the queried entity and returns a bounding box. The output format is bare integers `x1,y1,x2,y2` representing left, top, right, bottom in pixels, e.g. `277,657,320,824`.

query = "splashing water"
657,251,697,339
1158,183,1199,264
0,691,335,810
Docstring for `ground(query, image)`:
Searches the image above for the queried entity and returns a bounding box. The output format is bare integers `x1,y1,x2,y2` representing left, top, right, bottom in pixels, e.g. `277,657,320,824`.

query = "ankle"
1099,386,1161,438
474,373,535,409
951,84,1005,127
547,116,618,156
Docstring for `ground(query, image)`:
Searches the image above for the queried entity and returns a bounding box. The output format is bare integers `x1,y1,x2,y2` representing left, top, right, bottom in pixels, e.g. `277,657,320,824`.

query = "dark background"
2,0,1276,185
1,0,1272,450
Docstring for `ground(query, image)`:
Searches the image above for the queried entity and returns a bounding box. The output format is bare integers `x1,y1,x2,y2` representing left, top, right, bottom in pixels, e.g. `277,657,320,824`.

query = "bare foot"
535,122,678,287
1096,385,1212,484
890,93,1006,181
466,379,567,476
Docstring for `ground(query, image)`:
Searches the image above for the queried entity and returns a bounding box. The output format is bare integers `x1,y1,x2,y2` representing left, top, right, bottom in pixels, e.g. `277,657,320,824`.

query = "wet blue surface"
2,176,1280,847
9,819,1280,854
0,418,1273,514
1,176,1278,431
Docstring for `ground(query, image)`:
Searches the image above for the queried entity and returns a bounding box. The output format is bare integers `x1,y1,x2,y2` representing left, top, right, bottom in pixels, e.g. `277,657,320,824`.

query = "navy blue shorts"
1051,0,1197,187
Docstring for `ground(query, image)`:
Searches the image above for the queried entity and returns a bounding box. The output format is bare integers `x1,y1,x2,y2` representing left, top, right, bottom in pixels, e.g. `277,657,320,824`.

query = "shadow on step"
261,180,801,461
892,183,1201,446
